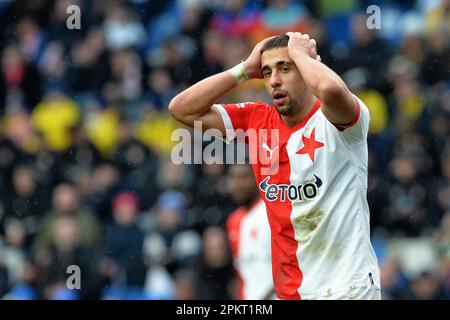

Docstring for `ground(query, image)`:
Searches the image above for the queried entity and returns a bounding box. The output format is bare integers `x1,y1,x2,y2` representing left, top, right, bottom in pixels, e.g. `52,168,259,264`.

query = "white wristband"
229,61,249,84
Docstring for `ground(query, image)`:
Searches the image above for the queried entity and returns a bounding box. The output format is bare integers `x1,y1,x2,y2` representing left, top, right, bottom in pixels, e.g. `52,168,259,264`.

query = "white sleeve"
336,95,370,146
211,104,237,144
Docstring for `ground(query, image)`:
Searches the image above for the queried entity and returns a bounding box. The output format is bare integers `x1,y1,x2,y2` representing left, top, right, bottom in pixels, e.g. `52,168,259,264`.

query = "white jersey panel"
285,99,380,299
237,200,274,299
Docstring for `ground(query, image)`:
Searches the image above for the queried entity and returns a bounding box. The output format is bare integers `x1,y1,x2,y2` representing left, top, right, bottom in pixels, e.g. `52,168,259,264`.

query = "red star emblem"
296,127,324,162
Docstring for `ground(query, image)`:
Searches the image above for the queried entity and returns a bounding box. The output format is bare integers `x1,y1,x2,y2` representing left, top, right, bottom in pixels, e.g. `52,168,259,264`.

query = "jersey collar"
276,98,321,132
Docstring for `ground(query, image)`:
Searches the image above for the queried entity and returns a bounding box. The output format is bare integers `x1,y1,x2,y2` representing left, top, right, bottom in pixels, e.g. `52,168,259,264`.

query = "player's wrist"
289,47,314,60
229,60,249,84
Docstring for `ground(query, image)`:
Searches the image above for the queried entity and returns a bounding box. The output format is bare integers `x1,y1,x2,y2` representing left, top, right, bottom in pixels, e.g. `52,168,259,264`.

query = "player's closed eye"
263,70,272,78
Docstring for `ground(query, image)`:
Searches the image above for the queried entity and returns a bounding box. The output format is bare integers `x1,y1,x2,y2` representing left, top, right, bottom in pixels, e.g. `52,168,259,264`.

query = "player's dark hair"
260,34,289,54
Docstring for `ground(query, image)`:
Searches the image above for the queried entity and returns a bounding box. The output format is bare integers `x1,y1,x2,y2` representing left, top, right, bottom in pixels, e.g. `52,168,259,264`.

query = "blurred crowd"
0,0,449,299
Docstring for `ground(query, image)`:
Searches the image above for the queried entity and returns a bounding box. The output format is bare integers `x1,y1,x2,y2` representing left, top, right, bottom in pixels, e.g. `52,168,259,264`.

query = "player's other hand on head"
243,36,275,80
287,32,320,61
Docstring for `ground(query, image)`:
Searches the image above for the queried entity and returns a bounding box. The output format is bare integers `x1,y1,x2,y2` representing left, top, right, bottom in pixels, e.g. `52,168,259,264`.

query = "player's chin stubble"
274,97,300,116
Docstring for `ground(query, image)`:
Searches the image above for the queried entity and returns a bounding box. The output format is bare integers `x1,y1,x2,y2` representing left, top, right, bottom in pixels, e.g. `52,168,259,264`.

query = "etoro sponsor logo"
259,174,323,202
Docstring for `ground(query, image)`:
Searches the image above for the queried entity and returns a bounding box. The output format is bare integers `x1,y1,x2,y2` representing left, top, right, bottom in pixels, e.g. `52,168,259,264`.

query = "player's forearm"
168,71,237,126
291,51,349,104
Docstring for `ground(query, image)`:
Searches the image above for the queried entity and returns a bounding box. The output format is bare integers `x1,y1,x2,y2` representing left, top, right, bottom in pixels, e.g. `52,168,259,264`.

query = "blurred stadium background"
0,0,449,300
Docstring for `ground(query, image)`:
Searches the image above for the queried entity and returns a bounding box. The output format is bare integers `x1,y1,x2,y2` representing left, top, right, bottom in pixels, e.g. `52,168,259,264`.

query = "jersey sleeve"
212,102,258,143
332,94,370,145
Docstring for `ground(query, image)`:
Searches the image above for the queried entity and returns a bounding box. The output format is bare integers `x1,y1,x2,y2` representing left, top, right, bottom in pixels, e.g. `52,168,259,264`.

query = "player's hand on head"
243,36,275,79
287,32,318,60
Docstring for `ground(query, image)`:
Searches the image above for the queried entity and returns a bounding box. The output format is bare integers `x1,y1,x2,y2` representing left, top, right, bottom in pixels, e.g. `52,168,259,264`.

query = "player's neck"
281,94,317,129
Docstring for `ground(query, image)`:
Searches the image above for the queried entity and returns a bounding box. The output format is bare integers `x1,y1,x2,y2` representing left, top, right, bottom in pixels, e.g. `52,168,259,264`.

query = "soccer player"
226,163,274,300
169,33,381,300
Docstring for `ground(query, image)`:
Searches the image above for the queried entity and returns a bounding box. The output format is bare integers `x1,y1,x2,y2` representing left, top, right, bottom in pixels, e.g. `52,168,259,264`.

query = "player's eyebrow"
261,60,292,71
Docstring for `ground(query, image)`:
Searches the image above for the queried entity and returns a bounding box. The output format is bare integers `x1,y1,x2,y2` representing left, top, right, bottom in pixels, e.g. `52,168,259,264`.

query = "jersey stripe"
261,123,304,299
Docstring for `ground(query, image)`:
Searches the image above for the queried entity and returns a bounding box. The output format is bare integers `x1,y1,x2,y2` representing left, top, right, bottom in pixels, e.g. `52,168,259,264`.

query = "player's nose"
270,70,282,88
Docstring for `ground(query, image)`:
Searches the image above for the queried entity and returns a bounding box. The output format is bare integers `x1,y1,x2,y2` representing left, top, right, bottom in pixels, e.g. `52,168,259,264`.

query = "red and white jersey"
226,198,274,300
214,95,380,300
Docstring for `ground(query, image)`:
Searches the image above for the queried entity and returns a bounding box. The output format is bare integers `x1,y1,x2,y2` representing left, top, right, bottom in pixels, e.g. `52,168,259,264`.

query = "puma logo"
261,143,279,160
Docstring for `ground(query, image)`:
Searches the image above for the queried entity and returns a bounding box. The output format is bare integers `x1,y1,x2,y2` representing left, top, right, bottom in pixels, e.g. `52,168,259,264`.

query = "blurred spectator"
384,154,428,236
1,219,27,287
111,116,158,203
35,183,101,250
46,0,85,48
420,28,450,86
38,41,68,91
425,0,450,34
3,165,49,240
85,106,120,158
387,59,426,135
87,163,121,220
147,38,193,87
1,100,40,154
16,17,46,65
226,163,274,300
0,123,22,181
344,67,389,136
343,13,391,91
0,44,43,113
144,0,183,53
103,4,146,51
189,29,226,83
67,27,110,94
155,158,194,192
144,68,178,111
190,161,234,231
57,124,103,175
31,90,81,152
142,190,201,272
143,263,176,300
108,48,143,101
210,0,261,38
222,36,253,70
2,258,39,300
316,0,358,43
428,155,450,219
37,216,101,300
400,271,449,299
399,32,424,66
135,108,181,157
0,261,9,298
173,268,199,300
112,115,150,175
100,191,146,296
197,226,235,299
178,0,214,60
435,211,450,258
438,255,450,295
379,254,409,299
250,0,311,43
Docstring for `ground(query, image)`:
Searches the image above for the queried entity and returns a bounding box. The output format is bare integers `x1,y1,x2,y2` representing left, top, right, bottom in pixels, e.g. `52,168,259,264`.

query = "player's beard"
273,94,300,116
